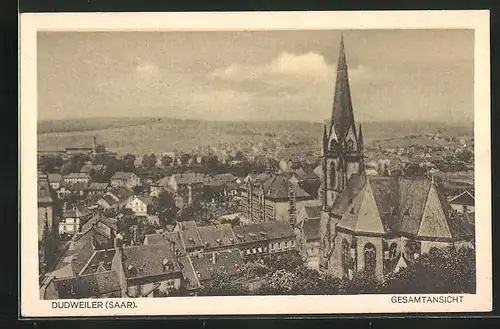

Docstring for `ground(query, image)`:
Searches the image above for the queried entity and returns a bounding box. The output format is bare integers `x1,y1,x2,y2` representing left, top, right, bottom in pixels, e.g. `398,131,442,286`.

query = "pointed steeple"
329,34,357,143
323,124,328,153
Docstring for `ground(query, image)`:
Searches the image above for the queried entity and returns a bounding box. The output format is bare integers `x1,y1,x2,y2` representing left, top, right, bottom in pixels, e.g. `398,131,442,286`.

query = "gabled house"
47,173,63,190
125,195,153,217
448,190,475,214
121,244,183,297
110,171,140,189
58,204,92,236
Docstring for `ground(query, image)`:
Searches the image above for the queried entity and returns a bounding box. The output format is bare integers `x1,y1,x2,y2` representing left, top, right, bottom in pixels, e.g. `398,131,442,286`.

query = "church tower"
322,35,364,209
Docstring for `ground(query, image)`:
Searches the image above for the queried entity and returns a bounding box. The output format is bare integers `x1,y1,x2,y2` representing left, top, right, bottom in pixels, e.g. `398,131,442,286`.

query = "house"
197,224,237,251
41,247,123,300
448,190,475,214
62,172,90,186
173,221,204,254
240,173,318,224
149,176,170,197
80,163,106,174
121,244,183,297
58,204,92,236
110,171,140,189
47,173,62,190
190,250,245,286
85,182,110,196
232,221,296,260
125,195,153,217
97,187,135,211
167,173,207,208
296,205,322,270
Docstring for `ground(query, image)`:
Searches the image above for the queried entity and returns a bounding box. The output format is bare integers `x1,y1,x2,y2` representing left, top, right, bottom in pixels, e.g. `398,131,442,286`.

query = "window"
329,162,336,189
389,243,398,260
364,243,376,277
284,241,288,248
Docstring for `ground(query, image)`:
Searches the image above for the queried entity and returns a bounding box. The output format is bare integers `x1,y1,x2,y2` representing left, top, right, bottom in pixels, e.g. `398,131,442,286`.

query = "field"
37,117,473,156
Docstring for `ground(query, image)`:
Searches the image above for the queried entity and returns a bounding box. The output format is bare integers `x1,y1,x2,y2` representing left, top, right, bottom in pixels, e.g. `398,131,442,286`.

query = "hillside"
37,117,473,156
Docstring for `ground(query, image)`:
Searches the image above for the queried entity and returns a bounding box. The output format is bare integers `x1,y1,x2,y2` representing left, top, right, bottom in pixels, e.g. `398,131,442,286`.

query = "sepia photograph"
20,11,491,316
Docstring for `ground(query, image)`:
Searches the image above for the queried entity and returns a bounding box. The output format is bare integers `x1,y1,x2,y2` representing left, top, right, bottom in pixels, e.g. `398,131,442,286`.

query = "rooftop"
80,249,116,276
122,244,181,279
197,224,237,249
54,271,121,299
190,250,244,282
232,221,295,244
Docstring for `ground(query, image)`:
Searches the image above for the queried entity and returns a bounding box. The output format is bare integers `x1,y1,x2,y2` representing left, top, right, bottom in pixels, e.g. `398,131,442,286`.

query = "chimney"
212,252,216,265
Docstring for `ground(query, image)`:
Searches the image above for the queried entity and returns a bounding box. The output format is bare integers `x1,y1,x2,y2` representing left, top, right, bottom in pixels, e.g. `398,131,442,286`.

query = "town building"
316,36,474,281
97,187,135,211
240,173,318,224
47,173,62,190
62,172,91,186
448,190,475,214
232,221,296,260
167,173,207,208
125,195,152,217
58,204,92,237
110,171,140,189
121,244,183,297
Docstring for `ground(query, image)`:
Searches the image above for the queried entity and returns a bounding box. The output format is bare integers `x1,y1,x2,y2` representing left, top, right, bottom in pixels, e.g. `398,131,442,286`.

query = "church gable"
418,184,452,239
353,181,385,234
343,125,358,152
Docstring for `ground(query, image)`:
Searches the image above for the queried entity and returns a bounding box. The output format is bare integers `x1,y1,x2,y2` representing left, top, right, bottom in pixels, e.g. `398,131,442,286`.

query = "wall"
421,240,452,254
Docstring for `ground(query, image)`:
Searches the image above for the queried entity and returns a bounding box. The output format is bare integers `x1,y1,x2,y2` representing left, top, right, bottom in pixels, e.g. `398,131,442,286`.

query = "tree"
198,271,251,296
180,153,191,167
122,154,136,172
157,191,179,227
383,246,476,294
161,155,173,167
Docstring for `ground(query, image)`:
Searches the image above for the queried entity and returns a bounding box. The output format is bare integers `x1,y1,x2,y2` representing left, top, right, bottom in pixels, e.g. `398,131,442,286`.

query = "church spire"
329,34,357,143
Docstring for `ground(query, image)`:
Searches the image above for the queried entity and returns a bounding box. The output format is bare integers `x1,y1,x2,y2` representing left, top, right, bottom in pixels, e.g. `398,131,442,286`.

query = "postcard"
20,10,491,317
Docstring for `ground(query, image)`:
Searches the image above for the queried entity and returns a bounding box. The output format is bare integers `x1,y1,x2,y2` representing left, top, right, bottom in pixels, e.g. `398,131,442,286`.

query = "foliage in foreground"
197,247,476,296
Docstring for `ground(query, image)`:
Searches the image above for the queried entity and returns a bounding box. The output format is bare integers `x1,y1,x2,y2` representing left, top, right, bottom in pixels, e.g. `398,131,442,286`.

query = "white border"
20,11,491,317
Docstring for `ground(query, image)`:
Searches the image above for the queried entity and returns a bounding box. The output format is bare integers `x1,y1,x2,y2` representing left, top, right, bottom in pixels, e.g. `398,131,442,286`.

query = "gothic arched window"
341,239,350,279
329,162,336,189
346,138,354,152
389,242,398,260
364,242,376,277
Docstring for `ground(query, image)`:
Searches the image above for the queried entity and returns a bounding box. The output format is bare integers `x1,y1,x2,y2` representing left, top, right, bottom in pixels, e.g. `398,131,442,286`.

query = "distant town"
38,38,475,299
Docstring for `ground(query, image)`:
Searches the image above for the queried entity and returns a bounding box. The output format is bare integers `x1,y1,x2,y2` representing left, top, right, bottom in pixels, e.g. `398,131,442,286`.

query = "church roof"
333,175,473,241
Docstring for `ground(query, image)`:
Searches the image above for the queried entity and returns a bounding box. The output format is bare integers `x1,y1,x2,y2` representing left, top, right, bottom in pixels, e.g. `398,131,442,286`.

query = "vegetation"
198,246,476,296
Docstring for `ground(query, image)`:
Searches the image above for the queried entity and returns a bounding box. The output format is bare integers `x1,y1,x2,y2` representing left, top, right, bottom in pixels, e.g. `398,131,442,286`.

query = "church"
310,36,475,281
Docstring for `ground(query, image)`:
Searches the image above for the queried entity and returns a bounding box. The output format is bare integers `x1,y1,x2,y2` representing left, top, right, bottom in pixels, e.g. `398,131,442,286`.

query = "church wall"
356,235,384,281
346,162,360,181
421,240,453,254
330,231,352,278
454,240,474,250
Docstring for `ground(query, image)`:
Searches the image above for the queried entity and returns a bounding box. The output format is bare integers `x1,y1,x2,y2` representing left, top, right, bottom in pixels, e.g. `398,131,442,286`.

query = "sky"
37,30,474,123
